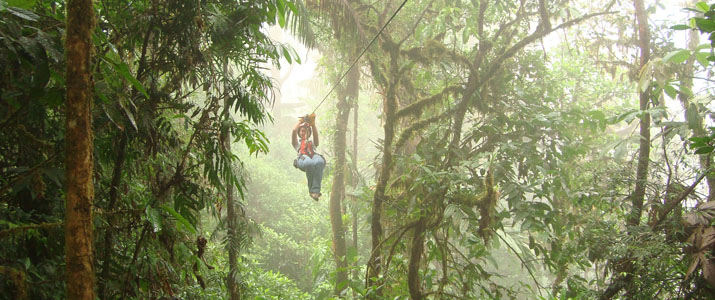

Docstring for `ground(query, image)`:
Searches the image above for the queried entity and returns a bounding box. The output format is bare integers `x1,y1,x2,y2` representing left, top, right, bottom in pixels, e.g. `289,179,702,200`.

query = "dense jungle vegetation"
3,0,715,299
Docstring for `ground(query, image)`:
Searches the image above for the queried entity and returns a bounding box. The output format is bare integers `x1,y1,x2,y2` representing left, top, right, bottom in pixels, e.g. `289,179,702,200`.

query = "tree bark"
64,0,96,299
678,6,715,201
99,133,127,299
407,217,427,300
223,62,241,300
367,49,399,297
627,0,651,228
351,58,360,285
601,0,651,298
329,64,356,296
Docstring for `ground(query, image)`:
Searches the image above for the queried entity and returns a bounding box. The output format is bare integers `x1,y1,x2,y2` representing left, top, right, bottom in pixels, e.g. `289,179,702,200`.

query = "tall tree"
600,0,651,298
64,0,96,299
328,55,360,296
222,61,241,300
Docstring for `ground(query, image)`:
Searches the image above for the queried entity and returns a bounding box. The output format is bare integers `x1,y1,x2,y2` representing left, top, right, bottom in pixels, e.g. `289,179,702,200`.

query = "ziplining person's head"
298,123,312,140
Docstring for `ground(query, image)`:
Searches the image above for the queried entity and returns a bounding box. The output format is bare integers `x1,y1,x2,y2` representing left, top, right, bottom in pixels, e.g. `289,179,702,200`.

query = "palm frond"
305,0,365,41
285,0,317,48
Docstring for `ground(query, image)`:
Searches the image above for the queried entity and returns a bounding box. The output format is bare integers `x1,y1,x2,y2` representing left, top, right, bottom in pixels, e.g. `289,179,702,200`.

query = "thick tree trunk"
329,64,357,295
223,62,241,300
407,217,427,300
64,0,96,299
367,57,398,297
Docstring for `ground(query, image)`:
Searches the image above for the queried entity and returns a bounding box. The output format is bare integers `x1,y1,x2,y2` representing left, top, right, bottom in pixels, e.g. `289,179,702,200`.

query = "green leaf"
145,207,162,232
663,49,691,64
671,24,692,30
695,18,715,32
161,205,197,235
696,52,710,67
695,146,715,154
663,84,678,99
687,102,700,130
285,0,298,15
689,136,710,144
697,1,710,13
7,0,35,10
7,6,38,21
112,61,149,99
282,45,292,64
276,0,286,28
118,98,138,131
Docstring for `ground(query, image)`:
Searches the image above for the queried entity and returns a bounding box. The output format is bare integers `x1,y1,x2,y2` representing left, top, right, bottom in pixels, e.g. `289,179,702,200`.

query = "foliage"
0,0,306,299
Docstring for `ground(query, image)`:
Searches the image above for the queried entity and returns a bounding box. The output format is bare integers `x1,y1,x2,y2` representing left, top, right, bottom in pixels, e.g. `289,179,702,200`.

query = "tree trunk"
600,0,651,298
329,63,357,296
99,133,127,299
64,0,96,299
627,0,651,228
351,72,360,285
678,7,715,201
223,62,241,300
407,217,427,300
367,54,399,297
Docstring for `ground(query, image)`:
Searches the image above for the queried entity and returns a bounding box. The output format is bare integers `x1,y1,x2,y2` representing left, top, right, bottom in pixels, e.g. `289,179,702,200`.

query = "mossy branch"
395,85,460,120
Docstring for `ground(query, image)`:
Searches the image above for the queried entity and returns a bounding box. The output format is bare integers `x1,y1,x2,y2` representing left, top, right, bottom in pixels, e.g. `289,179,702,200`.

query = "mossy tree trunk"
330,63,357,296
64,0,96,299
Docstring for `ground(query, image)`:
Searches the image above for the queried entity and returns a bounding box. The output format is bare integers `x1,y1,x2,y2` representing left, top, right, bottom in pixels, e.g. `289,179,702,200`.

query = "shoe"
310,193,320,200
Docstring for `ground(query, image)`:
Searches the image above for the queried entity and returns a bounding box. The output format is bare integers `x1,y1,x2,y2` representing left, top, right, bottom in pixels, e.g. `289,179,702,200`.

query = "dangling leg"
309,155,326,195
296,155,313,193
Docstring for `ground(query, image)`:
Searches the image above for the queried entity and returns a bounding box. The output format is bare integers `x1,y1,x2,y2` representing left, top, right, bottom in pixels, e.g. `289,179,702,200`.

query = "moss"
0,266,28,300
478,169,497,242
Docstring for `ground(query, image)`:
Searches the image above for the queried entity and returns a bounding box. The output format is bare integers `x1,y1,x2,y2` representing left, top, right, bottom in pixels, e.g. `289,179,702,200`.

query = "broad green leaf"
695,146,715,154
696,52,710,67
697,1,710,13
8,0,35,10
689,136,710,144
663,84,678,99
695,18,715,32
663,49,691,64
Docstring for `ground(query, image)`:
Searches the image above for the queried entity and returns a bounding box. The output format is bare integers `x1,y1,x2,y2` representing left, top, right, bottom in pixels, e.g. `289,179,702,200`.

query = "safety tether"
310,0,409,114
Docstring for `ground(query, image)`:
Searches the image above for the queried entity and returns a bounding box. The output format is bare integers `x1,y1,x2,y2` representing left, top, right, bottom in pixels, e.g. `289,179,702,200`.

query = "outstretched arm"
311,122,319,147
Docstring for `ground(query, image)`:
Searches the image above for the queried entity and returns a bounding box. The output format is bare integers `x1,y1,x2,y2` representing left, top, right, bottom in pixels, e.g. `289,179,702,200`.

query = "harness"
299,140,315,158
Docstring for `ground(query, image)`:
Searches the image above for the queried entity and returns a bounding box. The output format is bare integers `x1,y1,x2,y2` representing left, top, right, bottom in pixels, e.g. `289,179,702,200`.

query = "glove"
307,113,316,125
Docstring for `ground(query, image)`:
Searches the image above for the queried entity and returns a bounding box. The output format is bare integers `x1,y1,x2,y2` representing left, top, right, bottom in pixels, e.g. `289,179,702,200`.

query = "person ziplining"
292,113,325,200
289,0,408,200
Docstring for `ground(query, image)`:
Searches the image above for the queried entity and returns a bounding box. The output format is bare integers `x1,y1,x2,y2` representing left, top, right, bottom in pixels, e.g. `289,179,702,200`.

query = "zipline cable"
310,0,409,114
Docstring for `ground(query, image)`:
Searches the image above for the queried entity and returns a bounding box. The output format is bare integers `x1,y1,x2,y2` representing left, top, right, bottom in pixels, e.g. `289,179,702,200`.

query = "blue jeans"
297,154,325,194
